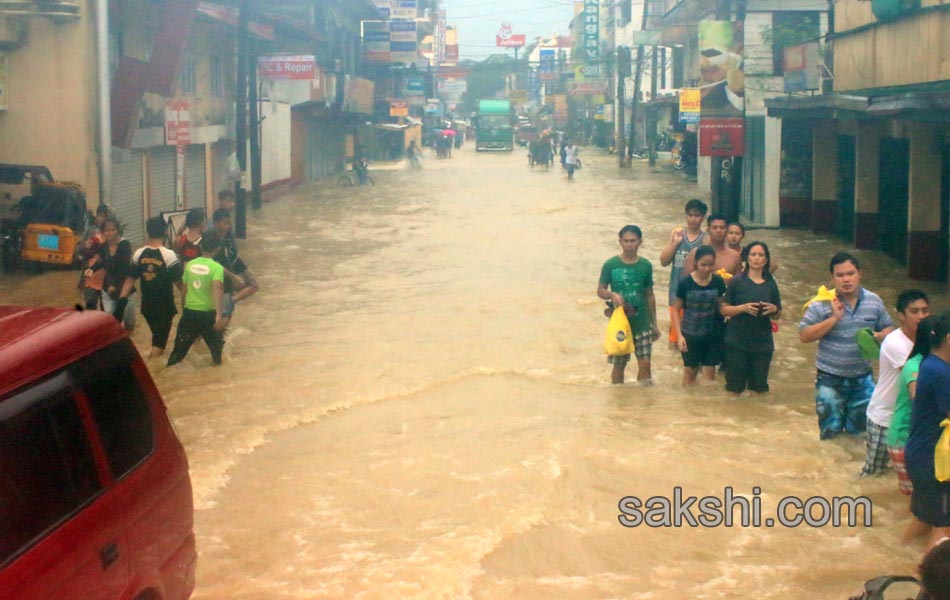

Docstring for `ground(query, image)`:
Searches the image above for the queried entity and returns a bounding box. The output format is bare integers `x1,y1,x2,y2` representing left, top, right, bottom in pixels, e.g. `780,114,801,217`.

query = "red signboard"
496,34,526,48
436,66,469,79
258,56,318,80
444,44,459,62
699,118,744,157
165,99,190,146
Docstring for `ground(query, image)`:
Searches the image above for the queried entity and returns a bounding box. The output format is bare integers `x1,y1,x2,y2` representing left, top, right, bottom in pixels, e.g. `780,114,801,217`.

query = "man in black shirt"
118,216,185,358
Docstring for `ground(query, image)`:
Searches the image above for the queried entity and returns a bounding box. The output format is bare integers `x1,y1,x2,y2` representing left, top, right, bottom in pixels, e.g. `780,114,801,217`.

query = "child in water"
671,245,726,386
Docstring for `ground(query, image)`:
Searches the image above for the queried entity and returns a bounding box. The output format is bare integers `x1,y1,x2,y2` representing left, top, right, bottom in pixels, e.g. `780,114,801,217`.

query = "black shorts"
724,346,774,393
681,333,722,368
143,311,175,350
911,478,950,527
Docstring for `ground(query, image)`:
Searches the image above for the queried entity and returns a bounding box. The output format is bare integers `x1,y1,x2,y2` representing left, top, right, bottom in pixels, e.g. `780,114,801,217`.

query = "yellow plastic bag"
604,306,634,356
936,418,950,482
802,285,837,310
715,268,733,280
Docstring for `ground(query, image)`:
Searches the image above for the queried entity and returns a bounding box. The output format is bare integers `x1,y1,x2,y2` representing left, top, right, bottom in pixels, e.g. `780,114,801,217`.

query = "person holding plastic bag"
904,311,950,559
597,225,659,385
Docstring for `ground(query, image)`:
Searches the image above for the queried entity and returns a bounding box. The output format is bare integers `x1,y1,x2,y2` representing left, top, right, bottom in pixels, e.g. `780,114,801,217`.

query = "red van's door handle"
99,542,120,570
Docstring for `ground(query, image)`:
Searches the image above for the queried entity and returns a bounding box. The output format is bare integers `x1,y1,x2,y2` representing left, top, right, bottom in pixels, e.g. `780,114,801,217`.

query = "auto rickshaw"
0,164,90,271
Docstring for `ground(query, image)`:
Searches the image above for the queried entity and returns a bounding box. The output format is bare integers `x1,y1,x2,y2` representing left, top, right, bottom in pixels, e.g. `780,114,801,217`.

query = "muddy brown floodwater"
3,145,947,599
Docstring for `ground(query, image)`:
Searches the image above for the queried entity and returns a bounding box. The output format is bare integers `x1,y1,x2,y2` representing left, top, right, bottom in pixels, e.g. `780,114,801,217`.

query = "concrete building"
766,0,950,281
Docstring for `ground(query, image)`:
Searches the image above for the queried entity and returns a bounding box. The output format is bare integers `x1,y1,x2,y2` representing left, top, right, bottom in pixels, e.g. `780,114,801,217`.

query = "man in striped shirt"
799,252,894,440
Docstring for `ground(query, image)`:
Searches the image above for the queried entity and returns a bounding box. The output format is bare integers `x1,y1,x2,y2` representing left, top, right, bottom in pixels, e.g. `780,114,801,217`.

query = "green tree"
460,55,516,114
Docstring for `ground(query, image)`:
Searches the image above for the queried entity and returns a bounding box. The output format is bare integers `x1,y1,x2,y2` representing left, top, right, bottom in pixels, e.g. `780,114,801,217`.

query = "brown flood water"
3,145,946,599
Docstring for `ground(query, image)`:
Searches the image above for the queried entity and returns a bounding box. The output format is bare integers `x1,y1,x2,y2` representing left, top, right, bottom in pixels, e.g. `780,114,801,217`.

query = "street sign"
165,99,190,146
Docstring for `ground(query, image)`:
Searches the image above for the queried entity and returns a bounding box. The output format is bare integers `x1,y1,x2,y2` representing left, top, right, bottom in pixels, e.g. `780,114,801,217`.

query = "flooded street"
4,146,946,598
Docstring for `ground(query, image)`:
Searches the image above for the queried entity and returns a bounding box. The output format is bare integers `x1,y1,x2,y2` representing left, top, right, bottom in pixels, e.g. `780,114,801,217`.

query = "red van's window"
72,341,154,479
0,375,102,566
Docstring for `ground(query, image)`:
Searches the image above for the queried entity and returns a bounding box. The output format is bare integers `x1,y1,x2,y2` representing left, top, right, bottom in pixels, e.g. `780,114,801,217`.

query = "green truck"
475,100,514,151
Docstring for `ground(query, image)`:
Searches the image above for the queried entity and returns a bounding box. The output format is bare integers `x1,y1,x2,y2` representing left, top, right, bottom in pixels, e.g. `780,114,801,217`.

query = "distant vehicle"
475,100,514,151
515,124,539,147
0,164,90,272
0,305,197,600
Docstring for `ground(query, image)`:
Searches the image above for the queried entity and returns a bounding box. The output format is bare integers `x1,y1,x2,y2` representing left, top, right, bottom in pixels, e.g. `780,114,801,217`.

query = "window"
180,50,197,95
771,12,820,76
0,374,102,566
71,341,154,479
620,0,632,27
211,54,225,97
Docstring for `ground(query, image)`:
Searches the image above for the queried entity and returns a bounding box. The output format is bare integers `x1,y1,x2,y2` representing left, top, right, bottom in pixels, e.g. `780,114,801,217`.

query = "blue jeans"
815,371,874,440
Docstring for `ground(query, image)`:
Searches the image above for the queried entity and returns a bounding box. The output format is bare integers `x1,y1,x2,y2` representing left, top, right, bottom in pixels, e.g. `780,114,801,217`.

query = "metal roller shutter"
306,118,346,180
148,146,178,216
185,144,206,210
111,149,145,246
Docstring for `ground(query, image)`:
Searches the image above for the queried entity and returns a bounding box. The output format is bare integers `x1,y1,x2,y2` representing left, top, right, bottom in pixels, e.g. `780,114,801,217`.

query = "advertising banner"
698,20,744,119
699,118,744,157
583,0,599,65
496,22,525,48
783,41,821,93
390,100,409,117
679,88,700,124
529,69,540,101
539,48,557,82
258,55,317,80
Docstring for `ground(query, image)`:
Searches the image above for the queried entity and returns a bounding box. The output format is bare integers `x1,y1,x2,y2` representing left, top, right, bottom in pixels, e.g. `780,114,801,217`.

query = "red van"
0,306,196,600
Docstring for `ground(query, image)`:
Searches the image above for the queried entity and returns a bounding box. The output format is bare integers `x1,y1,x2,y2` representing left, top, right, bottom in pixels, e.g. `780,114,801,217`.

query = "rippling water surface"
3,145,944,599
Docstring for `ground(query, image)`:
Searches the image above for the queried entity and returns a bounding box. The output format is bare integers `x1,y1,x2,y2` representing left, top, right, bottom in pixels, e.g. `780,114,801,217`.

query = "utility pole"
627,0,650,160
249,36,262,210
648,43,658,168
616,46,629,167
234,0,249,239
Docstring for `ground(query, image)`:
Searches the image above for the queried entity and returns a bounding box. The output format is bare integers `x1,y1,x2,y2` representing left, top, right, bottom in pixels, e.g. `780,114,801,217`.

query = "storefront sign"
258,56,317,80
567,80,607,96
373,0,392,19
362,20,418,64
436,10,447,63
444,44,459,62
699,118,744,157
679,88,701,124
406,77,425,96
392,0,417,20
436,66,468,79
165,99,190,146
496,22,526,48
553,94,568,127
390,100,409,117
583,0,599,64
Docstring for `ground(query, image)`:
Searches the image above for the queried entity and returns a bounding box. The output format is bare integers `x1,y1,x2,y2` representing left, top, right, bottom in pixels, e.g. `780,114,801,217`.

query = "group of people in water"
598,198,950,570
78,190,257,367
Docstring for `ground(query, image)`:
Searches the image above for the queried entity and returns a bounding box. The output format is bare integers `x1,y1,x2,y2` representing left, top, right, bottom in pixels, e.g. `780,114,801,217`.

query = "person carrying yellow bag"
903,312,950,559
597,225,660,385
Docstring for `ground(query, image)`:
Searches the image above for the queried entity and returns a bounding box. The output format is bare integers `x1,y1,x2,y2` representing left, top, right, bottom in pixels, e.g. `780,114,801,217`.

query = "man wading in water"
598,225,660,384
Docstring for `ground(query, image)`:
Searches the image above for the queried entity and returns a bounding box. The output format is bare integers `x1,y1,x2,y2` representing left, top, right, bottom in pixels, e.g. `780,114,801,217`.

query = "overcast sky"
439,0,577,60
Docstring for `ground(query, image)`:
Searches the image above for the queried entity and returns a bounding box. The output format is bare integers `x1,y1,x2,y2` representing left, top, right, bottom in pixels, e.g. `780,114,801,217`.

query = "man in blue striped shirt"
799,253,894,439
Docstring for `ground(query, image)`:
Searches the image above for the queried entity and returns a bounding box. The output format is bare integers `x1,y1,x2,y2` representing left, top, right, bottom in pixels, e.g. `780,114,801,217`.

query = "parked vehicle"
0,164,90,272
0,305,197,600
515,124,539,147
